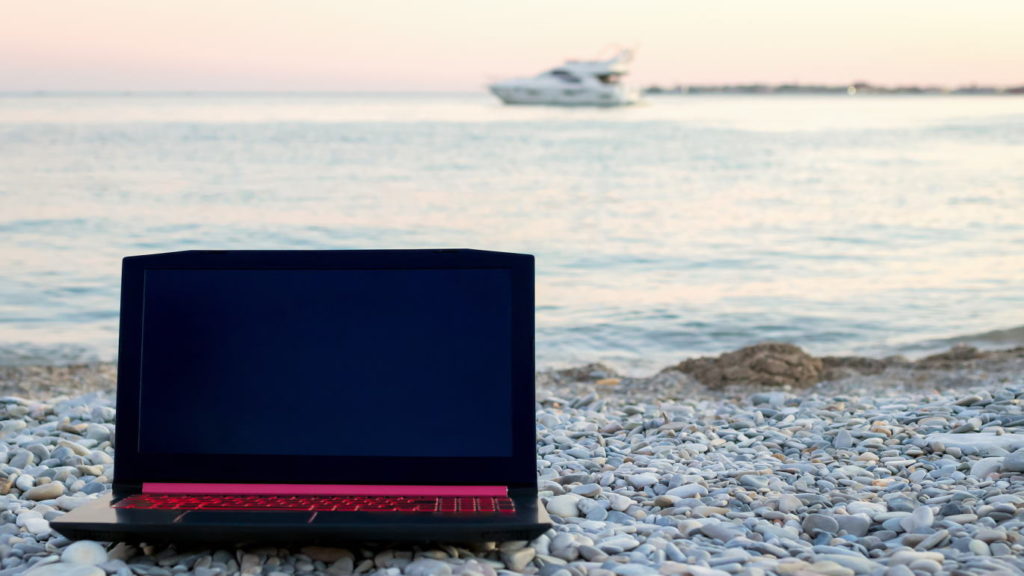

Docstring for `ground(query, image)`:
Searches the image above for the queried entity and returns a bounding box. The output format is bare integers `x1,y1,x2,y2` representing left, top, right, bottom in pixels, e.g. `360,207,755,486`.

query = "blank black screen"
139,268,512,457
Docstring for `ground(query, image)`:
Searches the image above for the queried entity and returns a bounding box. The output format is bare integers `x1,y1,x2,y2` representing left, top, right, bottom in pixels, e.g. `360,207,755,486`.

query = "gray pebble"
598,535,640,554
571,483,602,497
834,430,854,450
803,514,839,536
989,542,1012,556
835,514,871,537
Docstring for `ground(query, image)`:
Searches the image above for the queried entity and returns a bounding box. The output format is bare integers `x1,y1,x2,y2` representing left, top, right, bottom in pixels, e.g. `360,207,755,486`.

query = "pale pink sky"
3,0,1022,91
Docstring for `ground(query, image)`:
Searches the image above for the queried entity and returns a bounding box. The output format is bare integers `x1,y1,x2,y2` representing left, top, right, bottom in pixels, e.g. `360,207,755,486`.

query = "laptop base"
52,492,551,545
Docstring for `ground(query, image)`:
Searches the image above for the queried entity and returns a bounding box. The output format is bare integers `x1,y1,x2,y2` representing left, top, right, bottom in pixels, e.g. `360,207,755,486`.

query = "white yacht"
489,50,640,107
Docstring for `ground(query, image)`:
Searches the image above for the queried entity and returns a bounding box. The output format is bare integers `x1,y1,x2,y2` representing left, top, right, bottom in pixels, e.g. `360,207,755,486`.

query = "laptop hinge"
142,483,508,497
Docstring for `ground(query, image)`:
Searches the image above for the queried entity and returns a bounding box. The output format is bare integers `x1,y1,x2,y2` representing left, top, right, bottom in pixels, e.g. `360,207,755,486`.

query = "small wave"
949,325,1024,346
0,343,105,366
899,325,1024,357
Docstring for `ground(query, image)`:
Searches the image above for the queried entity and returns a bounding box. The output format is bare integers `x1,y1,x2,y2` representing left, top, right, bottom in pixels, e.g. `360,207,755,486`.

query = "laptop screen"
138,268,513,459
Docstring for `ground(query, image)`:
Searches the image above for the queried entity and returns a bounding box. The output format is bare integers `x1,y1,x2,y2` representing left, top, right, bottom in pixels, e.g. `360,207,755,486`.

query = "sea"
1,92,1023,374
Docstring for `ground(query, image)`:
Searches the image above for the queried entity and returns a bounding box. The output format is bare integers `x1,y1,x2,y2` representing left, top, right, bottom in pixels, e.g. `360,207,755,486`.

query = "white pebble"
62,540,108,566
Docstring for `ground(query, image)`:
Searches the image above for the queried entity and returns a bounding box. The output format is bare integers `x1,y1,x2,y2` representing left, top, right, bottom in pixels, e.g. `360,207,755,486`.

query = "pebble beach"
2,345,1023,576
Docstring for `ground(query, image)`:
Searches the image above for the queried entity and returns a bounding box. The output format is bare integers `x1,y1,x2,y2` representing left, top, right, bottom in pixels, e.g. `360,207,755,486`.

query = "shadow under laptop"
110,539,514,573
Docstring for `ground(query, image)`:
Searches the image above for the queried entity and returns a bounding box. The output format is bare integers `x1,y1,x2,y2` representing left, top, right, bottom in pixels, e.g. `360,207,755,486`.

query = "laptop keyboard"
115,494,516,514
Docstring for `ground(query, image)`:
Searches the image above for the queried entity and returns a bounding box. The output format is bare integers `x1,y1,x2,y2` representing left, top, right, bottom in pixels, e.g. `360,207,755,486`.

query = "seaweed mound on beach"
663,342,823,389
658,343,1024,391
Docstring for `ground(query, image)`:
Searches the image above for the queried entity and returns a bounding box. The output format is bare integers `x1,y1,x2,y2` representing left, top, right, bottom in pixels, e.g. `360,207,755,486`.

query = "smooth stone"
884,566,914,576
613,564,658,576
85,424,110,442
813,554,881,574
807,561,854,576
25,483,65,501
659,564,729,576
906,559,941,574
944,513,978,524
25,564,105,576
88,450,113,465
803,514,839,536
925,433,1024,452
598,535,640,553
329,556,355,575
970,457,1005,479
628,473,660,489
23,517,50,535
969,539,991,556
975,528,1007,542
691,506,728,518
606,510,636,524
16,474,35,492
572,483,602,497
586,505,609,521
989,542,1012,556
887,551,944,566
699,521,742,542
739,475,768,490
834,430,854,450
885,497,916,513
778,494,802,513
834,513,871,537
549,533,577,561
565,447,591,459
900,506,933,532
405,558,452,576
58,440,90,456
300,546,351,563
61,541,108,565
546,494,581,518
608,493,633,511
81,481,106,495
915,529,948,550
654,495,681,507
666,484,707,499
9,451,35,468
847,501,885,518
663,542,685,563
1002,448,1024,472
502,547,535,572
56,494,94,510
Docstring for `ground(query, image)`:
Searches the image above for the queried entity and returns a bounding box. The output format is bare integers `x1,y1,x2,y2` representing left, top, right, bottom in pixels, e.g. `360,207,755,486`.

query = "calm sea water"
1,92,1023,373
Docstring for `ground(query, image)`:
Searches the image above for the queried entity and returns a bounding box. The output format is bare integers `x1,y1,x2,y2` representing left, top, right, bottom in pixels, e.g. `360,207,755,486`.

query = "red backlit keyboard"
115,494,515,514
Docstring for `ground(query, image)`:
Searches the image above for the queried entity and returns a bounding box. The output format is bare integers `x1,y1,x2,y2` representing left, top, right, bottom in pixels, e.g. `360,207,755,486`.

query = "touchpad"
176,511,313,525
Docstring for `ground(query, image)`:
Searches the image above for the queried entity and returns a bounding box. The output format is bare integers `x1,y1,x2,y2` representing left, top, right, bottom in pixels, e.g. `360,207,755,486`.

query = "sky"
2,0,1023,91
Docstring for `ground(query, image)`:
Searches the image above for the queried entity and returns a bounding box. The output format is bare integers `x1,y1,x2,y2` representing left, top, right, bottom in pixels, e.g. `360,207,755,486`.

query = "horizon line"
3,79,1023,96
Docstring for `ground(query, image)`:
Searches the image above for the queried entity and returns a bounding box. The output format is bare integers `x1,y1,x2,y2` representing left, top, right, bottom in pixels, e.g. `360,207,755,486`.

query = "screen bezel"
113,250,536,488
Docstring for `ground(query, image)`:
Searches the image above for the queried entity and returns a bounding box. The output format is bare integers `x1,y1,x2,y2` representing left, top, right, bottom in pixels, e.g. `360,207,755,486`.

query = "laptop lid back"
113,250,535,489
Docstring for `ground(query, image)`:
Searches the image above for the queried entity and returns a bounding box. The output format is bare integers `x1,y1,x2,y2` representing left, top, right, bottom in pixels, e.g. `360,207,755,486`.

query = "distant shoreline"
645,82,1024,96
3,343,1021,400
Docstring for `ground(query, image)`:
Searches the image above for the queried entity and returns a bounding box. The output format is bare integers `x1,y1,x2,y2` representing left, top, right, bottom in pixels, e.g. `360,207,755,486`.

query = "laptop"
53,249,551,544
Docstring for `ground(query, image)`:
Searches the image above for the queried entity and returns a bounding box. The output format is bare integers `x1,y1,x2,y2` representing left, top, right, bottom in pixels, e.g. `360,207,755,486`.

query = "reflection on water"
1,93,1023,372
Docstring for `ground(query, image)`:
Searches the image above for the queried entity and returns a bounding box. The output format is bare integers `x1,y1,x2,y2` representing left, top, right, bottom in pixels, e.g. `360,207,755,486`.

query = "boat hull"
489,85,639,107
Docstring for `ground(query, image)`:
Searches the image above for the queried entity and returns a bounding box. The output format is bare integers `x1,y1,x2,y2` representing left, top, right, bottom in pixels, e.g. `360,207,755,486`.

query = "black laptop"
53,249,551,544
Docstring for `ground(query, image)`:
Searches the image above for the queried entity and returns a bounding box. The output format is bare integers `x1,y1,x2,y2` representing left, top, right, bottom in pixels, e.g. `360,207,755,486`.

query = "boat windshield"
549,69,581,84
597,73,622,85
